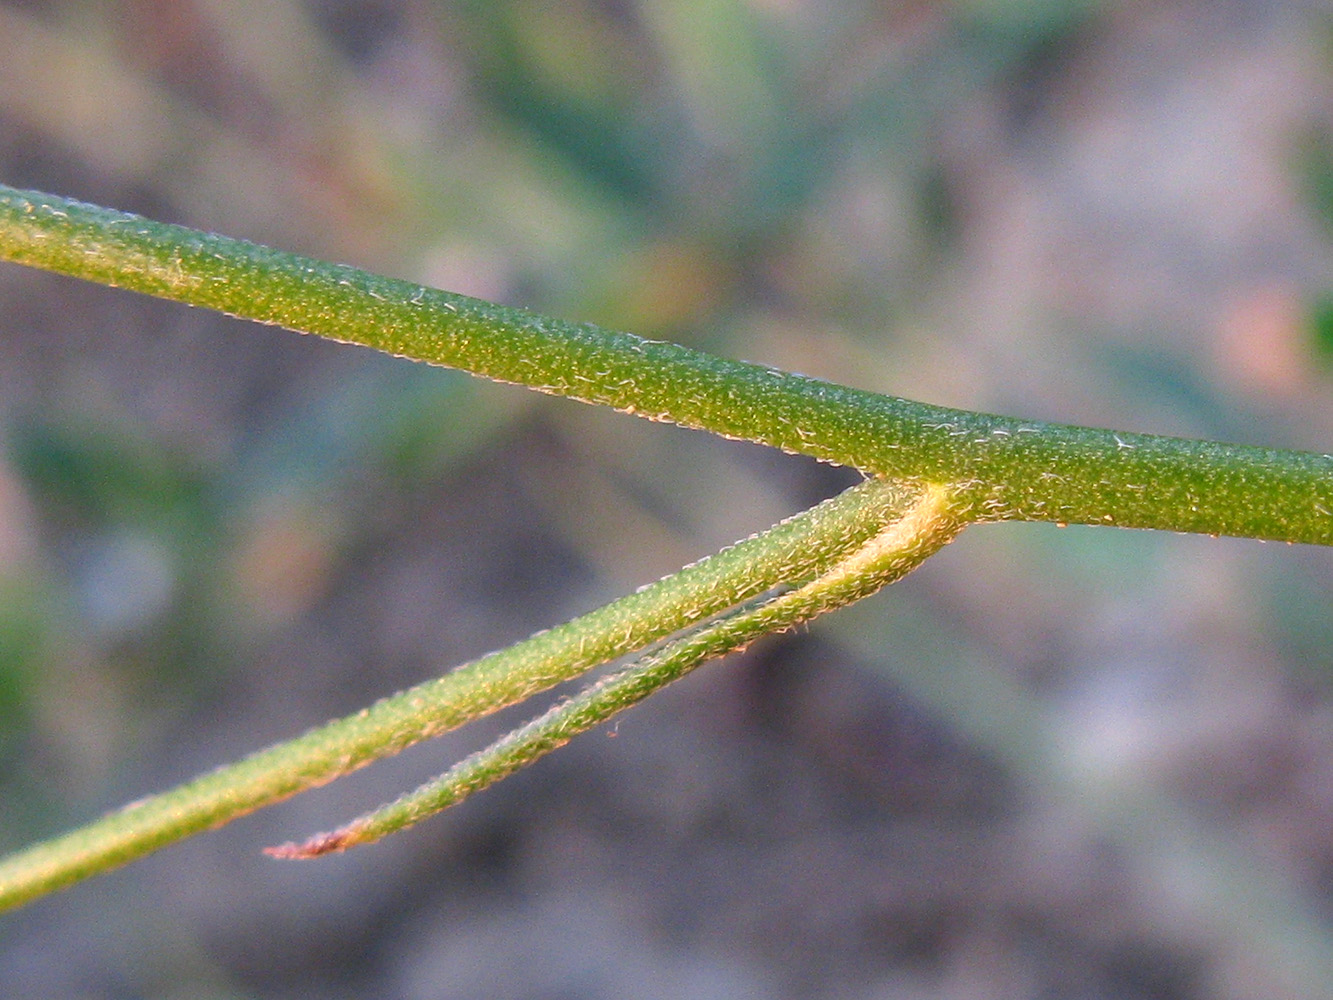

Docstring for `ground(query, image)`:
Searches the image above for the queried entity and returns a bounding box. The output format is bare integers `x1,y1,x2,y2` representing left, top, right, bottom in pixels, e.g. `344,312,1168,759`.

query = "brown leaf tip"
263,829,354,860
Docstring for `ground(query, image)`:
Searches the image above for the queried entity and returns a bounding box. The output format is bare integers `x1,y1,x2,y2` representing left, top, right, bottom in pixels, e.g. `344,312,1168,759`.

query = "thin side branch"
268,480,965,857
0,477,921,910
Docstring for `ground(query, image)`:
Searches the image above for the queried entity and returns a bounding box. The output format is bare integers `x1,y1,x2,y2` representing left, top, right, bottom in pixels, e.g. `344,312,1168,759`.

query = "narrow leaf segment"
268,479,965,857
0,477,940,910
0,185,1330,543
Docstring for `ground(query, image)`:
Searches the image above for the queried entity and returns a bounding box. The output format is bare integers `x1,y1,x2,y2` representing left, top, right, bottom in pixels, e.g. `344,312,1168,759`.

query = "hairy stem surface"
0,478,921,910
1,185,1330,542
269,480,965,857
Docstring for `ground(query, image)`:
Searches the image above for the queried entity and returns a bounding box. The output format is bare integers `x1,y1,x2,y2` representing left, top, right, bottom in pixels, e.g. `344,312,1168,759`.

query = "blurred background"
2,0,1333,997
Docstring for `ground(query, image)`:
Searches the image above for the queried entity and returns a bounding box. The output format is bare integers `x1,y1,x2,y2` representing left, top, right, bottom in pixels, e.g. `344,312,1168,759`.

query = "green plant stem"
0,185,1329,543
269,480,965,857
0,476,924,911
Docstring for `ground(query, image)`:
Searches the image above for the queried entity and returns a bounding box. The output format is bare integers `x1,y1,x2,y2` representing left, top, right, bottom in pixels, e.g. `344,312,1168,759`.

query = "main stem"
0,185,1330,543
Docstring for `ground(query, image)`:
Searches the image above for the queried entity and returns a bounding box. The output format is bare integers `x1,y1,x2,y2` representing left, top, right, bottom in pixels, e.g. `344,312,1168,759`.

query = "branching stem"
0,181,1328,910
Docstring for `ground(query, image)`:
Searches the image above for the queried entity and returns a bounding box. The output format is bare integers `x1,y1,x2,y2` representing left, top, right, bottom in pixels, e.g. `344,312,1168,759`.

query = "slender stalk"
269,480,966,857
0,477,920,910
0,185,1329,543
